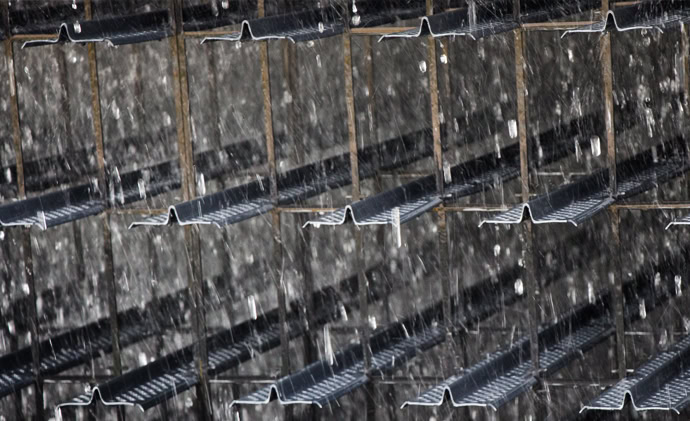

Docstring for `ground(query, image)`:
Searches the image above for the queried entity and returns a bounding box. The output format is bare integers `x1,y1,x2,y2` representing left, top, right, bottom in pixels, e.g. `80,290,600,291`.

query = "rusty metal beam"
168,0,210,419
513,1,544,417
2,2,43,419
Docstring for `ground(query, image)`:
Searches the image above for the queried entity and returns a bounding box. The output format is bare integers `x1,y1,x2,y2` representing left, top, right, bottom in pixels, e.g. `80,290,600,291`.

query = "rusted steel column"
2,3,43,419
257,6,291,421
281,26,316,372
81,5,126,421
168,0,210,418
513,1,544,416
343,11,376,419
426,0,453,340
600,0,625,380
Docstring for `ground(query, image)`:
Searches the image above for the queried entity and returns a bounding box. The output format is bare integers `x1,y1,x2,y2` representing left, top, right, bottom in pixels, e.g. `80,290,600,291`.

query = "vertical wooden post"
168,0,210,418
342,15,376,419
599,0,625,380
2,3,43,419
257,2,291,420
513,0,544,417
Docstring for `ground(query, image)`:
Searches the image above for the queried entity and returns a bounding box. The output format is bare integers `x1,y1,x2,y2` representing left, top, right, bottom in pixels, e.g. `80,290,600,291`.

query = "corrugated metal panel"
380,0,599,41
305,113,598,227
564,2,690,35
55,267,385,412
582,334,690,413
481,137,690,226
22,10,172,48
0,309,150,399
231,304,446,408
201,8,345,43
402,301,612,409
0,138,262,230
130,129,432,228
0,183,103,230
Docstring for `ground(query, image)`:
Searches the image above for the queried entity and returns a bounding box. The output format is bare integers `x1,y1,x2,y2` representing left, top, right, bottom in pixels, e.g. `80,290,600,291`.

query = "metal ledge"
581,334,690,414
229,257,539,409
480,137,690,227
0,183,103,230
22,10,172,48
306,113,600,228
0,308,150,399
563,2,690,36
402,300,612,409
201,8,345,43
55,266,385,413
0,138,262,230
0,286,194,399
231,300,446,408
130,129,433,229
380,0,599,41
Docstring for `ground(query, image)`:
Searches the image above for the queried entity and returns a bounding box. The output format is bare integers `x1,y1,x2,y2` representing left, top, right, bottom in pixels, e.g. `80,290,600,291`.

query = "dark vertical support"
2,3,42,419
514,2,543,416
343,20,375,420
600,0,625,380
168,0,210,419
257,2,290,421
682,23,690,117
426,0,452,340
82,3,124,421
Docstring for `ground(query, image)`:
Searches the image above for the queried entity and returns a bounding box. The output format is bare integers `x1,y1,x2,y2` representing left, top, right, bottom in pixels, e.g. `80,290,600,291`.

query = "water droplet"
418,61,427,73
493,244,501,257
324,325,334,365
514,279,524,296
248,295,257,319
638,299,646,319
508,119,518,139
221,0,229,9
588,282,594,304
73,22,82,34
440,54,448,64
368,315,377,330
351,14,361,26
590,136,601,157
676,275,683,297
318,22,325,33
138,179,146,199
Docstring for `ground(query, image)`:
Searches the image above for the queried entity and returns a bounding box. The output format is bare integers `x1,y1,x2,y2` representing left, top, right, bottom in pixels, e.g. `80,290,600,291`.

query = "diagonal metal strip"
54,266,387,412
480,137,690,226
563,2,690,36
0,307,151,399
581,334,690,413
0,138,263,230
0,182,104,230
305,113,601,227
402,301,613,409
231,300,447,408
22,10,173,48
229,258,541,409
666,213,690,229
130,128,433,228
200,0,436,44
404,242,688,411
379,0,599,41
201,7,346,43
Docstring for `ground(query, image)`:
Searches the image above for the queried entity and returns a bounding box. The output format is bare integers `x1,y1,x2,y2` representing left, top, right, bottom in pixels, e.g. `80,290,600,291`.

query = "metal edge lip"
478,204,580,227
665,218,690,230
377,15,479,42
230,385,326,408
580,390,682,414
562,9,663,37
127,205,177,229
55,386,143,416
